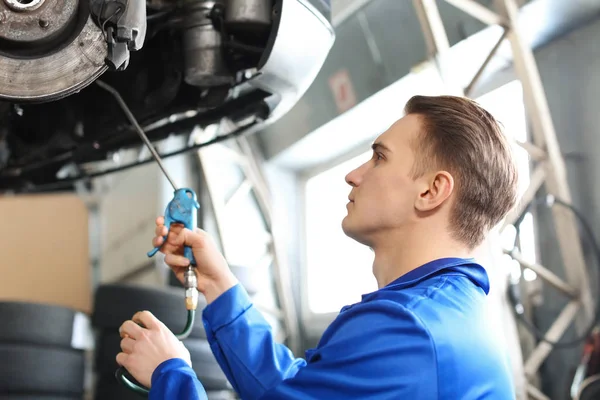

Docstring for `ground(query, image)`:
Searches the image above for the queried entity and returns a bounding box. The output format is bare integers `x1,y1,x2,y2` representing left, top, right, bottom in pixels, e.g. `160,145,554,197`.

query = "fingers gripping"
166,229,203,264
155,223,167,237
148,217,172,257
116,351,129,368
164,253,192,267
133,310,159,330
121,337,135,354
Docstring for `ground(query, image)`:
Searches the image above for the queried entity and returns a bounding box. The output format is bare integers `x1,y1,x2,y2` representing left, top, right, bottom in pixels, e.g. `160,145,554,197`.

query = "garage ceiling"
331,0,370,25
258,0,600,164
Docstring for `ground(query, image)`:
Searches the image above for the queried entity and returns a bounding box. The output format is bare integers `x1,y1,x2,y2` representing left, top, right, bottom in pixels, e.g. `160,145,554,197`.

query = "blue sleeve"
203,284,438,400
202,284,306,397
149,358,208,400
259,300,437,399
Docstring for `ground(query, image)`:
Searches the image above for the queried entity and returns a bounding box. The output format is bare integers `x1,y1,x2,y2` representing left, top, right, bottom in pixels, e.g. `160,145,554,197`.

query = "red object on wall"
329,69,357,114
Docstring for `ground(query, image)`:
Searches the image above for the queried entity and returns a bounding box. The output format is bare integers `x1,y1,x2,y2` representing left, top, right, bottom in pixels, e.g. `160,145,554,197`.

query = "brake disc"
0,0,108,103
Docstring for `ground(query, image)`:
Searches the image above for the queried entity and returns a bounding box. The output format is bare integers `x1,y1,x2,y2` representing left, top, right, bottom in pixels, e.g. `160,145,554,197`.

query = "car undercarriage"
0,0,334,193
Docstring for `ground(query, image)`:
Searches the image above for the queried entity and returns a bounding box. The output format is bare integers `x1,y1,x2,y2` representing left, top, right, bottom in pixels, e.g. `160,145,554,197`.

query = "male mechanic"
117,95,518,399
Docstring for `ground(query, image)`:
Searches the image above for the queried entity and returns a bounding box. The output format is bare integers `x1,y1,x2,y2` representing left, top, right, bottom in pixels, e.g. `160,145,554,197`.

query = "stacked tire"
0,301,87,399
92,283,236,399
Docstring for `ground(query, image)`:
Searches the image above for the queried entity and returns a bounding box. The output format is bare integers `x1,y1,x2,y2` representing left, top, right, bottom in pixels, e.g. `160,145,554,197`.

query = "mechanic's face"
342,114,425,247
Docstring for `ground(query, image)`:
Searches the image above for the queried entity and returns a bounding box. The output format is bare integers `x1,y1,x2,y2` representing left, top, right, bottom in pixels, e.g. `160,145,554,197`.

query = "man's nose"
345,165,363,187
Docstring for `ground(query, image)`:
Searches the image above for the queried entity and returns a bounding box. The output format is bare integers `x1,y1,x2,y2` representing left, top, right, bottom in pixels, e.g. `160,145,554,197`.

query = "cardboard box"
0,193,91,314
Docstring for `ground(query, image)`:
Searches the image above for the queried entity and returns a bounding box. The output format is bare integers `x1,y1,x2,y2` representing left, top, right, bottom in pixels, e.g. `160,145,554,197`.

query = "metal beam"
198,140,302,354
502,161,546,228
444,0,507,26
413,0,450,59
465,27,508,96
233,136,302,355
225,179,253,209
496,0,594,325
413,0,464,95
524,300,581,377
506,249,578,298
197,149,232,260
516,141,546,162
527,383,551,400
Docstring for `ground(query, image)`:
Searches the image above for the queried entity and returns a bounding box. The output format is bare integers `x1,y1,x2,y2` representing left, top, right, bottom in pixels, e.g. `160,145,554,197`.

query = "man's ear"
415,171,454,212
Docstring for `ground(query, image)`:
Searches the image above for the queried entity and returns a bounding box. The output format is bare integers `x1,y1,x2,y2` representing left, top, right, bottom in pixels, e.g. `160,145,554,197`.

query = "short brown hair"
405,95,518,249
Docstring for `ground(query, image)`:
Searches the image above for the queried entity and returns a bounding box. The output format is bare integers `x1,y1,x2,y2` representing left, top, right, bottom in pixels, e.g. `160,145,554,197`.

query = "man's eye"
371,152,384,163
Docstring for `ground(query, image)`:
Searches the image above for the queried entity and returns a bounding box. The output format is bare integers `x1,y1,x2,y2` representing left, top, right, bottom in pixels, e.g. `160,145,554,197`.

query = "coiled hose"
116,267,199,397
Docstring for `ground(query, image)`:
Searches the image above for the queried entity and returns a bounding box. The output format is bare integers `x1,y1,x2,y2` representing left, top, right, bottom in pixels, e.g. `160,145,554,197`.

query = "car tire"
0,301,78,349
0,344,84,396
94,332,125,374
92,284,207,339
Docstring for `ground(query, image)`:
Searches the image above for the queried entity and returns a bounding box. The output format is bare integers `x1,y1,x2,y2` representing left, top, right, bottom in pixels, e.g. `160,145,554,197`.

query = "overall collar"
377,257,490,294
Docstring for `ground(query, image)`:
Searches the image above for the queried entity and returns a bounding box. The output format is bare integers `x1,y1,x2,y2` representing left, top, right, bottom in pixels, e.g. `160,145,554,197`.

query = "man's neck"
371,224,472,288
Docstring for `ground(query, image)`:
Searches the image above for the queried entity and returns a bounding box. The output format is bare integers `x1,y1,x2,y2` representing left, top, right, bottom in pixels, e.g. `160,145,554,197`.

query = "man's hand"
116,310,192,388
152,217,238,303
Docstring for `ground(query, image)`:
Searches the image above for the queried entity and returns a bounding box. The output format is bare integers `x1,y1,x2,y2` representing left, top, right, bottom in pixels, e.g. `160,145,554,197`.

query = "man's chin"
342,219,369,245
341,216,352,235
